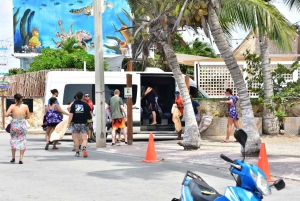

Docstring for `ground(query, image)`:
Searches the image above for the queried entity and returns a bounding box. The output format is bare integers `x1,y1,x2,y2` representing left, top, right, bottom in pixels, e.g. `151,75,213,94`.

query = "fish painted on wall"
70,1,113,17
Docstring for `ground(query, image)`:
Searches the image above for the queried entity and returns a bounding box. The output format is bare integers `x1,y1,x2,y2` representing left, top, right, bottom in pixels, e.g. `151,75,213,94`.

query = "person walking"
5,94,30,164
220,88,240,143
143,83,157,125
190,95,201,126
174,91,184,140
48,89,59,104
45,97,69,150
68,92,92,157
45,89,60,145
109,89,127,146
68,95,79,152
83,93,95,143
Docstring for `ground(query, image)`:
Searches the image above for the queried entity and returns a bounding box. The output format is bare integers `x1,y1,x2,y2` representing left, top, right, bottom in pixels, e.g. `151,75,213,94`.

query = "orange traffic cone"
257,143,275,182
143,133,160,163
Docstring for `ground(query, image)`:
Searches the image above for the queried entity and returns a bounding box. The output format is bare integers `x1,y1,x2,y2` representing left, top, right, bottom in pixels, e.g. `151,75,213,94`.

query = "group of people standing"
44,89,95,158
4,86,239,164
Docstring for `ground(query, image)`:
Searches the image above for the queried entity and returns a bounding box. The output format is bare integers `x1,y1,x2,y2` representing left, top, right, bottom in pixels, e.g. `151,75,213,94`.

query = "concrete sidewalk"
90,135,300,182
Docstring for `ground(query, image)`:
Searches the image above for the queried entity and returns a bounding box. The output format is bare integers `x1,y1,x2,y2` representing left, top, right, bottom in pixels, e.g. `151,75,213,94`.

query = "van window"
190,86,206,98
63,84,137,105
63,84,95,105
105,84,137,105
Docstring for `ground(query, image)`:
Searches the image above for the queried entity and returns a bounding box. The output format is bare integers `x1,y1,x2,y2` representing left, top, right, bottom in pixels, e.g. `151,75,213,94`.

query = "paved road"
0,134,299,201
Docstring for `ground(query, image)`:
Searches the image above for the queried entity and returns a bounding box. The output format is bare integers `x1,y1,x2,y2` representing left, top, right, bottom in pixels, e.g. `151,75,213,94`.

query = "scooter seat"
188,179,221,201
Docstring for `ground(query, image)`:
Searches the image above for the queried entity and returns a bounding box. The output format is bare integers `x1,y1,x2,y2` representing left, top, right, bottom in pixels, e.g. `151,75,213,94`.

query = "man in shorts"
109,89,127,146
84,93,95,143
68,92,92,157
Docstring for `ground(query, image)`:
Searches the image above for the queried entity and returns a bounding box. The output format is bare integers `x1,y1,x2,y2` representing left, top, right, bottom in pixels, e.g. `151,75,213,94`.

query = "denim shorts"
70,124,88,134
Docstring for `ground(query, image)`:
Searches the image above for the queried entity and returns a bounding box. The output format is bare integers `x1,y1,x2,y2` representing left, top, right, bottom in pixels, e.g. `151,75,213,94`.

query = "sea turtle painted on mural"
51,20,93,48
69,1,113,17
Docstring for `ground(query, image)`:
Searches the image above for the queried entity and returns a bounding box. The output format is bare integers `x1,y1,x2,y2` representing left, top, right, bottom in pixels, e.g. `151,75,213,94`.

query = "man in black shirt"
68,92,92,158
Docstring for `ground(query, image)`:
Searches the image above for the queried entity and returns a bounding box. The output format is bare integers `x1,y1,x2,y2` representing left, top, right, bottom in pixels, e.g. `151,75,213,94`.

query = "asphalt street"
0,134,299,201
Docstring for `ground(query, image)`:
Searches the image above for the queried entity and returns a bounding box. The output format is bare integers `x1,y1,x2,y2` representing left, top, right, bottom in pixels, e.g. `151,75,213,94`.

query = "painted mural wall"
13,0,132,55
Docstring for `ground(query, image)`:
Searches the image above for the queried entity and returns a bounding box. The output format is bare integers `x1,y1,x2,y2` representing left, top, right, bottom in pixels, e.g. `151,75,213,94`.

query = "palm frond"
283,0,300,11
223,0,297,52
172,0,189,32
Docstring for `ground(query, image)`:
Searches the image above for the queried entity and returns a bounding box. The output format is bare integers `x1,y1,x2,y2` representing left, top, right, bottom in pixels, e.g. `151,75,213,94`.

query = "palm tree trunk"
161,41,201,150
259,35,279,134
208,2,261,156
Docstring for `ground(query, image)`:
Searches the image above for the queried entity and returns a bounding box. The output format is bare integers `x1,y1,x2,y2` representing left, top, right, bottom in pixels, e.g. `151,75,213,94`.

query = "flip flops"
221,140,229,143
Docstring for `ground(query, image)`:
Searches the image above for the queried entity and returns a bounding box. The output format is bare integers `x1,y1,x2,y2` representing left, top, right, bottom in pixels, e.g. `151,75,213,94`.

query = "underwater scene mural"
13,0,132,54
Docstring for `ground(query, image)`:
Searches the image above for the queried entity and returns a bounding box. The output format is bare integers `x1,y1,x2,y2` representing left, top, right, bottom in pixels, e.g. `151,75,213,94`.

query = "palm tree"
223,0,297,135
60,36,85,53
129,0,294,154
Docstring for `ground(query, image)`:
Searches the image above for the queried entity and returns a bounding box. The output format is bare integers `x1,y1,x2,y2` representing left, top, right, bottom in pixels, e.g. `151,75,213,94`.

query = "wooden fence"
0,69,83,98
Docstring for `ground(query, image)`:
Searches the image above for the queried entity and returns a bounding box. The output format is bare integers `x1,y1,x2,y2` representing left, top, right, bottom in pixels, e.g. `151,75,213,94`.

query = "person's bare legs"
117,132,122,141
45,126,54,142
73,133,81,152
81,133,87,148
71,132,76,151
45,127,54,140
224,117,234,142
81,133,88,157
233,119,240,129
52,140,58,149
11,149,16,160
19,149,25,162
45,126,54,150
111,129,116,143
177,130,182,140
122,127,127,142
87,128,92,140
196,116,201,126
151,111,157,125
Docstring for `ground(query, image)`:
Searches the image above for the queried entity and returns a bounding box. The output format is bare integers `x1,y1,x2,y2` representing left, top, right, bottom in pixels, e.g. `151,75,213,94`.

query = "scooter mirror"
272,179,285,191
234,129,247,149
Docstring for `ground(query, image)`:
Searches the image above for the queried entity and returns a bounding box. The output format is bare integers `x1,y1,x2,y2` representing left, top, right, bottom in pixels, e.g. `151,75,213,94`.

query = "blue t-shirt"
48,98,59,105
192,100,200,115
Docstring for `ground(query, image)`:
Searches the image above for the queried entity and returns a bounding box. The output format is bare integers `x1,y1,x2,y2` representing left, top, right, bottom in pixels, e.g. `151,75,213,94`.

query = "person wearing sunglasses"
84,93,94,143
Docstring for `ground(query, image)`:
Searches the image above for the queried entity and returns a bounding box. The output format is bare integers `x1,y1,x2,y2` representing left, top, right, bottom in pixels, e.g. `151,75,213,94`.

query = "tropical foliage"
8,68,27,76
243,51,300,120
29,37,107,72
126,0,296,154
173,37,217,58
60,36,85,53
28,47,97,72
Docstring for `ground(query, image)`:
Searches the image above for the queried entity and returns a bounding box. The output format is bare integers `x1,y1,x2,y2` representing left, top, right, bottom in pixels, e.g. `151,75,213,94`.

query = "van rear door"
140,73,176,134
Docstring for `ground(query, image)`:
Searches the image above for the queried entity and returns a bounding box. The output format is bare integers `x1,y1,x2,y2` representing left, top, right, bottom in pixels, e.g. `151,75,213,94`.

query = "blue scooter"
172,129,285,201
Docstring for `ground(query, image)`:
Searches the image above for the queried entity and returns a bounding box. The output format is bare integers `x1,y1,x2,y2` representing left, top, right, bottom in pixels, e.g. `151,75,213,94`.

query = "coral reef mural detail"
13,0,132,54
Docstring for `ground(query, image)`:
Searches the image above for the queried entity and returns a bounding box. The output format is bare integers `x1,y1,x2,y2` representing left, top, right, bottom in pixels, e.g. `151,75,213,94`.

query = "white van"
44,68,208,135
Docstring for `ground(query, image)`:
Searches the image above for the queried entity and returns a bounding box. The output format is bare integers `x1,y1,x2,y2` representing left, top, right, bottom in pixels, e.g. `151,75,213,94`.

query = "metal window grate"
195,63,296,98
197,65,242,97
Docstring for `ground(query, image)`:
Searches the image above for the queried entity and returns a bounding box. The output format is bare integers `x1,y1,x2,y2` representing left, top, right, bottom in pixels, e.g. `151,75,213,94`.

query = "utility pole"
94,0,106,147
126,74,133,145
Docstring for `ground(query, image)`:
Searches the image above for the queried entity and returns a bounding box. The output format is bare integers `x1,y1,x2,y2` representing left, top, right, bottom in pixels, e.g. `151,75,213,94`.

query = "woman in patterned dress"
220,88,240,143
5,94,30,164
45,97,69,150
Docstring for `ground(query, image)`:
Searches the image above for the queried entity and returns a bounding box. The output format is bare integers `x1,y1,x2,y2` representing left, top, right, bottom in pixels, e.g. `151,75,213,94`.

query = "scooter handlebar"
220,154,235,163
220,154,242,170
